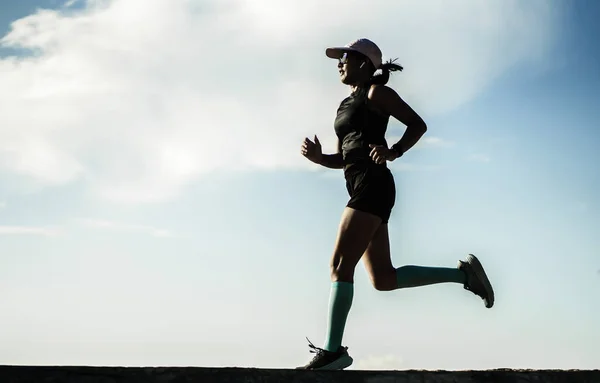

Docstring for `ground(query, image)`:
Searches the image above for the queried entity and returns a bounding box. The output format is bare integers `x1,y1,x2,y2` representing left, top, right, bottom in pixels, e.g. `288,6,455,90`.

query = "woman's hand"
301,135,323,164
369,144,399,164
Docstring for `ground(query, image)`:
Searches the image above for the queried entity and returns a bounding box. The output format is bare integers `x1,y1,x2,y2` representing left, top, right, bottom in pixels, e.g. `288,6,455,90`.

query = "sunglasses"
339,52,350,65
339,51,365,65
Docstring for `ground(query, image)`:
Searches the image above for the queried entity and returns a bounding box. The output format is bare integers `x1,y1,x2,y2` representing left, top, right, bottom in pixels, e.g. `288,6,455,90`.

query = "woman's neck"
351,81,370,94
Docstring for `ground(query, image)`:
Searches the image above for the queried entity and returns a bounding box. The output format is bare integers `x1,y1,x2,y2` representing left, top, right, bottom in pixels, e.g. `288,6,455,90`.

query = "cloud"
0,201,5,210
391,163,445,172
353,354,405,370
387,135,454,149
468,153,491,163
417,136,455,149
0,218,173,237
0,225,62,236
0,0,561,203
64,0,81,7
75,218,174,238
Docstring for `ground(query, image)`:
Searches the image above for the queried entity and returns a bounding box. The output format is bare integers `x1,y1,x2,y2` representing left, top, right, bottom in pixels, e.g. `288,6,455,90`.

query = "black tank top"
334,86,390,167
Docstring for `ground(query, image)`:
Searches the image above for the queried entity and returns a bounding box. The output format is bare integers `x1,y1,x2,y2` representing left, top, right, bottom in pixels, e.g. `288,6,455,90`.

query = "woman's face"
337,51,369,85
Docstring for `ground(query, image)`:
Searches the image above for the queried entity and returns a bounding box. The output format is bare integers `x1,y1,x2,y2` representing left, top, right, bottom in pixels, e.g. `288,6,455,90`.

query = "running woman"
297,38,495,370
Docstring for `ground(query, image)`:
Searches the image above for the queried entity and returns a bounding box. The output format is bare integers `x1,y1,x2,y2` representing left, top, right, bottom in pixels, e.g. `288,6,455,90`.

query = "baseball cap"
325,38,383,69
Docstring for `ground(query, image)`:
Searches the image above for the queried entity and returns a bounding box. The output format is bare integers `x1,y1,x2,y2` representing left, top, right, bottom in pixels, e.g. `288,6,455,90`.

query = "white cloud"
417,136,455,149
391,162,445,172
0,0,561,203
0,225,62,236
468,153,491,163
387,135,454,150
75,218,174,238
352,354,405,370
64,0,81,7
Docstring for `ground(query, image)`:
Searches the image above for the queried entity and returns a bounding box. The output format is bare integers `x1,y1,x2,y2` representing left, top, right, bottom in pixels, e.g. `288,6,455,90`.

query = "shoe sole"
467,254,495,308
314,354,353,370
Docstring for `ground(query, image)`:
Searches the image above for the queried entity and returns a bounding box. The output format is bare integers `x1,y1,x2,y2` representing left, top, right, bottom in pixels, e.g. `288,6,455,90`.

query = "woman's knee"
369,270,397,291
330,252,359,282
328,207,382,282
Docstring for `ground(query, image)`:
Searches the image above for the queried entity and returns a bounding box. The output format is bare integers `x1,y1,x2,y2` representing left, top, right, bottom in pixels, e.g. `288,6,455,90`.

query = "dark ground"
1,366,600,383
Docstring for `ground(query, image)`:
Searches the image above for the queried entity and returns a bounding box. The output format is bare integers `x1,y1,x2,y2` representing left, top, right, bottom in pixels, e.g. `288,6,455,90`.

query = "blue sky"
0,0,599,371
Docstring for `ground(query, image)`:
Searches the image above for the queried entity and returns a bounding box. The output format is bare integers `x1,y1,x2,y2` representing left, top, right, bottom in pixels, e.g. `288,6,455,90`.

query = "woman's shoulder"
366,84,398,116
367,84,397,101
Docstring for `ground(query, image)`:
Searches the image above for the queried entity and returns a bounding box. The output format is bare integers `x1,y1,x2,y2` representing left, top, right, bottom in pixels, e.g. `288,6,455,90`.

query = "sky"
0,0,599,371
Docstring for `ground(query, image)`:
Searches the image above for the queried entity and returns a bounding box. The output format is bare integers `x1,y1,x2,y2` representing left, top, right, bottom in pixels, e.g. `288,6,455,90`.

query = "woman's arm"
318,138,345,169
368,85,427,159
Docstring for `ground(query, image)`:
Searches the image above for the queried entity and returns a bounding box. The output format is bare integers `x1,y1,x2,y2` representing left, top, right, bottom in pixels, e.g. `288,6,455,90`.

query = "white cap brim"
325,47,357,59
325,38,383,69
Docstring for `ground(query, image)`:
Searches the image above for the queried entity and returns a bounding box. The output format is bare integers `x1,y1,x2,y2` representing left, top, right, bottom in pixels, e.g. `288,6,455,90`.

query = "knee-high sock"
396,265,466,288
323,281,354,352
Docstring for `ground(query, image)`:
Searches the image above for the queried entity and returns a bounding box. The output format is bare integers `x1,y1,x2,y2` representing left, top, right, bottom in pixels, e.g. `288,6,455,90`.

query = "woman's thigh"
330,207,382,282
361,224,397,291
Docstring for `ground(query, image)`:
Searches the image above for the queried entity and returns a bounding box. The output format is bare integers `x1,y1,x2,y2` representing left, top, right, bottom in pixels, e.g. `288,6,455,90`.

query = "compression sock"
323,281,354,352
395,265,466,289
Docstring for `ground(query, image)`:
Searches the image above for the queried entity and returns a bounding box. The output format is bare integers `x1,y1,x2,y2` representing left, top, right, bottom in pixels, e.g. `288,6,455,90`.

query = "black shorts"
344,163,396,224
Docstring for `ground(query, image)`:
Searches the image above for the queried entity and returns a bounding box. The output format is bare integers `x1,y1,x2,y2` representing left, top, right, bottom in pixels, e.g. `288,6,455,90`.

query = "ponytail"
370,58,403,85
